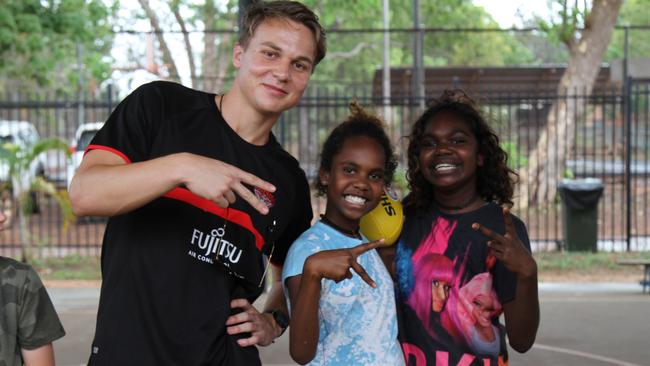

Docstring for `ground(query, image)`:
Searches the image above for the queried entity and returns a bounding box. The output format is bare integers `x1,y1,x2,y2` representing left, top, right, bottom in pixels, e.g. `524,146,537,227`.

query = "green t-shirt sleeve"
17,267,66,350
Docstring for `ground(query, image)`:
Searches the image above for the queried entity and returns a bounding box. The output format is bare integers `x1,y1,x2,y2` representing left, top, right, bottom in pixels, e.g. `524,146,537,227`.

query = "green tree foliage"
125,0,238,92
302,0,534,83
123,0,537,91
0,0,116,93
514,0,650,65
525,0,650,63
517,0,623,206
512,23,570,64
605,0,650,60
537,0,587,47
0,138,73,262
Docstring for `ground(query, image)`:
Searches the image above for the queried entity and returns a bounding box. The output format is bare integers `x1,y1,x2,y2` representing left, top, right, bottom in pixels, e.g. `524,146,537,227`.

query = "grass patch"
15,251,650,281
30,255,101,280
534,251,650,272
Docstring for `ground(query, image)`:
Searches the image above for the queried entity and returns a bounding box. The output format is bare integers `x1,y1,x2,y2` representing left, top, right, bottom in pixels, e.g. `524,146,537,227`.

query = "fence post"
624,76,632,252
299,104,308,171
623,25,632,252
382,0,391,121
76,42,85,128
107,83,113,115
412,0,425,111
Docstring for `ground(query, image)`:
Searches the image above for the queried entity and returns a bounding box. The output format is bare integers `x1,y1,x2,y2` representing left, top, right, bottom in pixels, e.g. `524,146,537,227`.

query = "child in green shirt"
0,214,65,366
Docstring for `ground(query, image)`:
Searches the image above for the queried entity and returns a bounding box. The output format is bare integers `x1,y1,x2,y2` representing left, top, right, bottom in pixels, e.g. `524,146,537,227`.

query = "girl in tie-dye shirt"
283,103,404,366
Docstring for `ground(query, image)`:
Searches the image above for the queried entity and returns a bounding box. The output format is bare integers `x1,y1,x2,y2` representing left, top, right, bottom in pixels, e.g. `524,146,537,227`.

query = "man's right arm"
69,149,275,217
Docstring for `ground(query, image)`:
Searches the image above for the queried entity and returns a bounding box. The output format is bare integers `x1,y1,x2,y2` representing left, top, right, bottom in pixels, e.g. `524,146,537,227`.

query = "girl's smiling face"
320,136,387,233
418,111,483,193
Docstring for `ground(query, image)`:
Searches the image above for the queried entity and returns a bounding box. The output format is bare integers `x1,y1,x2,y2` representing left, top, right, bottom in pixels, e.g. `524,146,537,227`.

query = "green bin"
557,178,604,252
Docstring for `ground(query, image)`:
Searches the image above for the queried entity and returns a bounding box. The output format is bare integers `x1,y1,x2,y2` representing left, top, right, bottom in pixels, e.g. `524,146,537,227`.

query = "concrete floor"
49,282,650,366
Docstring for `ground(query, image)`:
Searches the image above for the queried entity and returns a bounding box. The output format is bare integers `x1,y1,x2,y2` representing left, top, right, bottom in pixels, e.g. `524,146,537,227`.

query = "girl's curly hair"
405,90,517,211
314,101,397,196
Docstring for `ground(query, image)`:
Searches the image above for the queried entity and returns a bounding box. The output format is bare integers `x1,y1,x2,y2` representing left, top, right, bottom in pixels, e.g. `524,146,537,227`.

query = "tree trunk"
213,34,233,93
202,1,233,93
170,3,196,88
138,0,181,82
517,0,622,208
202,1,218,92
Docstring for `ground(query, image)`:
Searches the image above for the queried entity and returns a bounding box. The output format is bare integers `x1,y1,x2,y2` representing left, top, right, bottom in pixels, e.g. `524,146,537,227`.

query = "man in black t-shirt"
68,2,326,365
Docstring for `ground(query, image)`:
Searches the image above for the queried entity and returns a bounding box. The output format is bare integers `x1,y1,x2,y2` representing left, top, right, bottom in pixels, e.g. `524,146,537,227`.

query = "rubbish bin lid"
558,178,603,190
558,178,604,209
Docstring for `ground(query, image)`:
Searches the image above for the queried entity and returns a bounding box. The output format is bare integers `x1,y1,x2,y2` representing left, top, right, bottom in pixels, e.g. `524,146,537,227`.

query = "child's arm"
286,272,321,364
472,208,540,353
21,343,55,366
285,241,381,364
501,262,539,353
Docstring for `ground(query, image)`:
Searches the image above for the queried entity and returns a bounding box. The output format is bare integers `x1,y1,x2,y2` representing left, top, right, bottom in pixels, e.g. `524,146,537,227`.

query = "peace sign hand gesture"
472,207,537,279
303,239,384,288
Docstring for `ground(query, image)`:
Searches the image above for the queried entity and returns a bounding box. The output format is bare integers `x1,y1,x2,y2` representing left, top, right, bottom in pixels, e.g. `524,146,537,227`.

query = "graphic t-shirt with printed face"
395,201,530,366
86,81,312,366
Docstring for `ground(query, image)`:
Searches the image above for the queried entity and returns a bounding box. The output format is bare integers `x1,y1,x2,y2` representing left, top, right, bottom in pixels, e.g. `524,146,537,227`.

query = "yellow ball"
360,187,404,246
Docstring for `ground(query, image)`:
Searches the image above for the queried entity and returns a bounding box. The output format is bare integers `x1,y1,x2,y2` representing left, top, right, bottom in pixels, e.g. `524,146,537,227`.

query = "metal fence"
0,82,649,258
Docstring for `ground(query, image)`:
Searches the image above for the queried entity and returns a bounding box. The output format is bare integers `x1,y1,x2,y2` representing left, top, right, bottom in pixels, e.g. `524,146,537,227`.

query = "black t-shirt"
395,200,530,366
86,81,312,366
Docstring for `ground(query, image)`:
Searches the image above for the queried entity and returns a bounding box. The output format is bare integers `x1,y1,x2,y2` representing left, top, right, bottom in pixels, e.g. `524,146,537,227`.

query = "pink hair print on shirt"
411,216,456,264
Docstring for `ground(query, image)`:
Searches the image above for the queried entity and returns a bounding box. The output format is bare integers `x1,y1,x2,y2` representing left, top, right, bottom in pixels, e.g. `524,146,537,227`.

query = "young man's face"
233,17,317,116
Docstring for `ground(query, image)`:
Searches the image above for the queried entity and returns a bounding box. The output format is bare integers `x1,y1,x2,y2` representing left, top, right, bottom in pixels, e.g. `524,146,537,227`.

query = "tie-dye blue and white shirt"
282,220,405,366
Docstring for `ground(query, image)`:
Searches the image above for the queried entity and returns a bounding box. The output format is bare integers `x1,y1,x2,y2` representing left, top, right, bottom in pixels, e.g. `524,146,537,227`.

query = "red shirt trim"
85,144,132,164
84,145,265,250
164,187,265,251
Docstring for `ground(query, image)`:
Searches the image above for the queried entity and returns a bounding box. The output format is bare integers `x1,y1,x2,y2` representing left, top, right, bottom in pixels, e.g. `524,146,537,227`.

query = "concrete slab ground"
48,283,650,366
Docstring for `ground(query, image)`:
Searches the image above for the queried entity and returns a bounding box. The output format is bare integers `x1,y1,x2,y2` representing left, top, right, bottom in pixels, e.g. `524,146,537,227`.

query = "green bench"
617,259,650,293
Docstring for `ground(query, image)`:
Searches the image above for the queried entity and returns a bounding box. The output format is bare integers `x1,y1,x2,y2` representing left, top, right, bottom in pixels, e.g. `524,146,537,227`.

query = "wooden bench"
617,259,650,293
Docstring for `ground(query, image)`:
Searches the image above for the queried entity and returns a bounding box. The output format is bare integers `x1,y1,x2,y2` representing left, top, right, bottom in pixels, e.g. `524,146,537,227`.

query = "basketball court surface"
50,282,650,366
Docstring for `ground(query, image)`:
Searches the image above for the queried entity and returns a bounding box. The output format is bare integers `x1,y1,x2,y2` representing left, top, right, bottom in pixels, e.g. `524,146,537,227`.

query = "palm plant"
0,138,74,262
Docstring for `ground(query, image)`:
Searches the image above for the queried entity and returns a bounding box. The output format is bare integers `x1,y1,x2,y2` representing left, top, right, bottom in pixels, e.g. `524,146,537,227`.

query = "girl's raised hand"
303,239,384,288
471,208,537,279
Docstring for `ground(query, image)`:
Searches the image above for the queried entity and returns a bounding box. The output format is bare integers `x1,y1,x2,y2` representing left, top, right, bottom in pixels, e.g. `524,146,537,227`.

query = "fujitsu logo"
189,228,242,264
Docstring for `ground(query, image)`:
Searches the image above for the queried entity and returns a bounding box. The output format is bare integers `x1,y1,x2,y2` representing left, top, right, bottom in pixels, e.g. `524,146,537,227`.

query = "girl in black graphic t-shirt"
395,90,540,366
